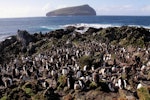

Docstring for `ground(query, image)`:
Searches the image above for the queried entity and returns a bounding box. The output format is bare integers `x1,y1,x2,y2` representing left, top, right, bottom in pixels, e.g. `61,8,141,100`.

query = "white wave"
63,23,120,29
40,26,60,30
75,27,89,34
63,23,150,30
128,25,150,29
41,26,52,30
0,35,12,42
63,23,121,34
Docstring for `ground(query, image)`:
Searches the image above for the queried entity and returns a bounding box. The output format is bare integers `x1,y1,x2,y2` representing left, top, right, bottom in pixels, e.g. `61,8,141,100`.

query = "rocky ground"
0,26,150,100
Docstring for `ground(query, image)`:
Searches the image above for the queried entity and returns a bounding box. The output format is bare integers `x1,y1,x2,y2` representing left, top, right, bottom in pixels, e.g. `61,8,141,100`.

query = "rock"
0,36,17,52
65,26,76,32
63,94,73,100
44,87,60,100
28,43,36,55
17,30,35,46
126,96,136,100
47,29,67,39
85,27,100,34
46,5,96,16
85,90,118,100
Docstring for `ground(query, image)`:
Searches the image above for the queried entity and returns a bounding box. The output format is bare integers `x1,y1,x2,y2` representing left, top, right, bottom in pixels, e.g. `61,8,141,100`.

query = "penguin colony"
0,33,150,94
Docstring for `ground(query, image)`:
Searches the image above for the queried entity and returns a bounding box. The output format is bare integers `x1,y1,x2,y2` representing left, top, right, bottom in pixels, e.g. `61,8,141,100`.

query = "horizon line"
0,15,150,19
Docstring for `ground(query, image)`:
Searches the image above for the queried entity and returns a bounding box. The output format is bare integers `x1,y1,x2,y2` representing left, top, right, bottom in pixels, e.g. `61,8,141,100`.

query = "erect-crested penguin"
76,70,82,79
118,77,126,89
42,81,49,88
92,72,99,83
62,67,68,76
67,75,75,89
74,81,80,90
78,79,85,90
108,82,115,92
83,65,87,71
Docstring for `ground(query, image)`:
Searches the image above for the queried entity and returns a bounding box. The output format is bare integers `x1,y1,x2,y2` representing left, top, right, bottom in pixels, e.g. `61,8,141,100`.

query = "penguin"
85,74,91,81
12,67,20,78
118,77,126,89
42,81,49,88
71,56,76,62
99,68,106,77
56,63,59,69
67,75,75,89
141,65,146,71
74,81,80,90
92,72,99,84
76,70,82,79
118,78,122,89
137,81,143,89
15,68,20,77
6,78,13,87
83,65,87,71
111,66,117,73
20,73,29,81
23,65,26,72
45,61,49,70
80,76,86,82
2,77,12,88
0,75,5,86
50,57,54,63
108,82,115,92
62,68,68,76
66,54,69,60
147,61,150,66
27,69,32,77
91,65,95,71
51,70,55,77
78,79,85,90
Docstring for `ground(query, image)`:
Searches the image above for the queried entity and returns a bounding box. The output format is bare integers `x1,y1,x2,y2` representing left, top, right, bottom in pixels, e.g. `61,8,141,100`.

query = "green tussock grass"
137,87,150,100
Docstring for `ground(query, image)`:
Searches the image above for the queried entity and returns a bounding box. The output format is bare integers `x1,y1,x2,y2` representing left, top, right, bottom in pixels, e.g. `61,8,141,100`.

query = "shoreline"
1,25,150,43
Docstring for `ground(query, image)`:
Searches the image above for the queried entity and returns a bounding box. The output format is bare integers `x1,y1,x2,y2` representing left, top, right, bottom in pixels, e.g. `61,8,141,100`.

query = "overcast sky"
0,0,150,18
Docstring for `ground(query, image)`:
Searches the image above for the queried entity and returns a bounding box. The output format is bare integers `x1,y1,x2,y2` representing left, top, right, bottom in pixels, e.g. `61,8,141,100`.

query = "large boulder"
0,36,17,52
17,30,35,46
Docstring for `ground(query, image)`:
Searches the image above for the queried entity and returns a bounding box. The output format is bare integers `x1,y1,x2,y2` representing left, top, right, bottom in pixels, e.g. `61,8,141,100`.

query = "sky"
0,0,150,18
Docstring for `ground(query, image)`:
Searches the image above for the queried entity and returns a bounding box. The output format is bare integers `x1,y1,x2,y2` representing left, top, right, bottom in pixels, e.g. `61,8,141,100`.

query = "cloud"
96,5,137,15
42,3,67,12
41,3,68,16
0,6,30,18
42,3,50,11
141,5,150,12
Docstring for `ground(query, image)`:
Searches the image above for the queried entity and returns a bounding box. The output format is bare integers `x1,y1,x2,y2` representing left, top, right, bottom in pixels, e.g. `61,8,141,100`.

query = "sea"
0,16,150,41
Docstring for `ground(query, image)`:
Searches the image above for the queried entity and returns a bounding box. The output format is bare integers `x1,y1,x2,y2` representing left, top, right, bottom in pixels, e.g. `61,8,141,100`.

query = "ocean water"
0,16,150,41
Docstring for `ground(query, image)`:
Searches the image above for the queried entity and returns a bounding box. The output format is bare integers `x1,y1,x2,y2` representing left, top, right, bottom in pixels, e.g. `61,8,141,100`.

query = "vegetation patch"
0,96,7,100
137,87,150,100
90,81,98,89
79,55,94,68
58,75,67,89
24,88,35,96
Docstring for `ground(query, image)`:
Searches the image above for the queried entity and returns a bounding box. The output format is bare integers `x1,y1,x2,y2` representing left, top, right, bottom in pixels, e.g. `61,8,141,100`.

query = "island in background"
46,4,96,16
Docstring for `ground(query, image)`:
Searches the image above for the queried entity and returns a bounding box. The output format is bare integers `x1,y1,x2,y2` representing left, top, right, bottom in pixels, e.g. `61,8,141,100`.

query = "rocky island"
0,26,150,100
46,5,96,16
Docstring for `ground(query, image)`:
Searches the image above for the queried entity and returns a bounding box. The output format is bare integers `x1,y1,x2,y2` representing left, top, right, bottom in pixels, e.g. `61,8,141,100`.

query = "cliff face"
46,5,96,16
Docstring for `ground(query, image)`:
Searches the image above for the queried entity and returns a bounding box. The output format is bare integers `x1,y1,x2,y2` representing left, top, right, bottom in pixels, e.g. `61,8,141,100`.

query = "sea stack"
46,4,96,16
